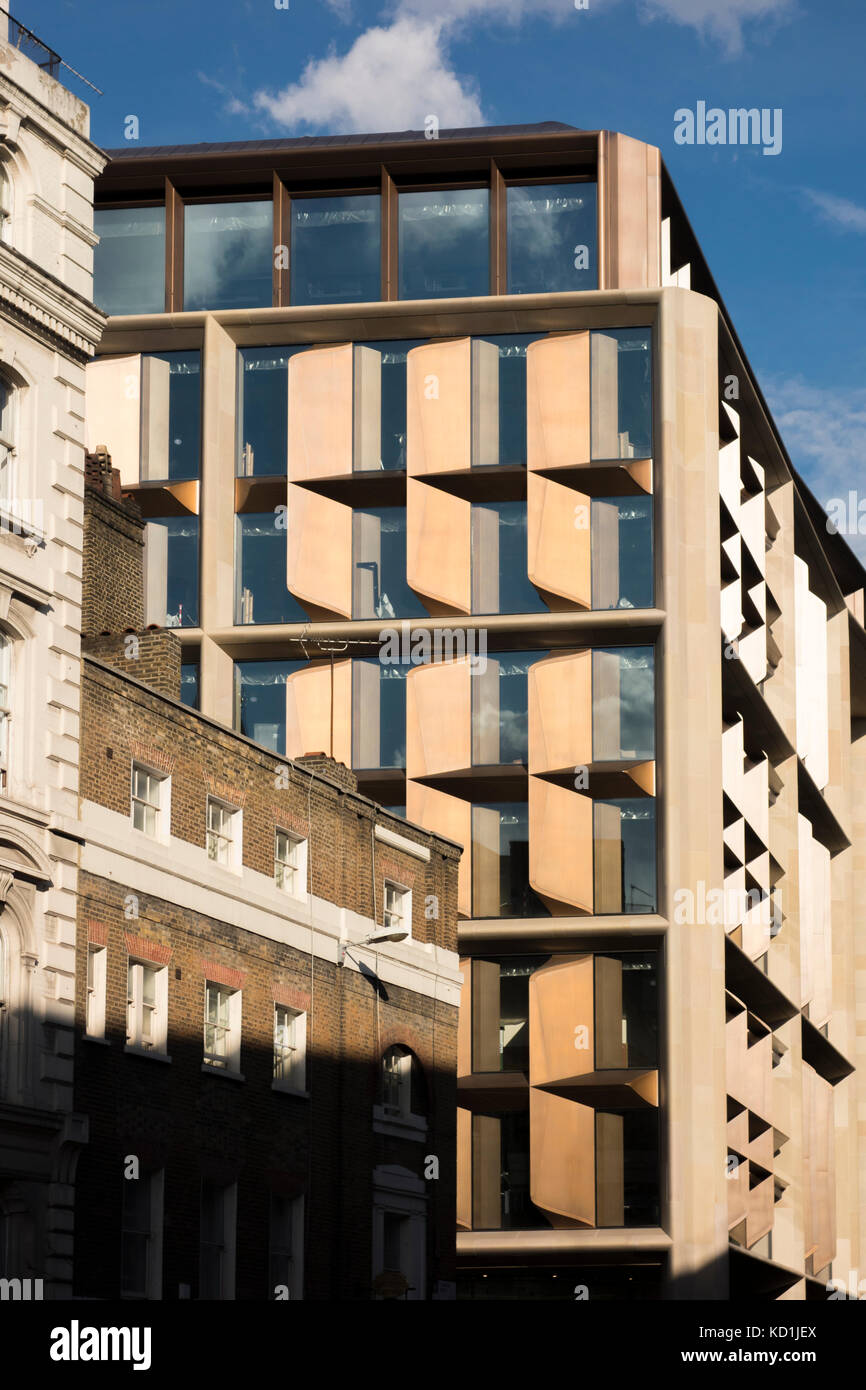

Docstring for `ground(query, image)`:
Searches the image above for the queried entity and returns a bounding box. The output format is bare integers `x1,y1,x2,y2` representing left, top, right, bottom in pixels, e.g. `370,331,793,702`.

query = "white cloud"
247,0,798,137
802,189,866,234
639,0,795,56
763,374,866,561
251,0,573,135
253,18,482,133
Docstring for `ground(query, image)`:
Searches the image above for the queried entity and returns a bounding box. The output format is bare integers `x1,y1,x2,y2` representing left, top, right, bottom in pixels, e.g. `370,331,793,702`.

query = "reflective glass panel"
152,516,198,628
235,513,305,625
472,651,545,766
142,350,200,482
94,206,165,315
472,803,549,919
352,660,408,769
180,663,199,710
183,201,273,310
594,799,656,914
590,328,652,460
233,660,304,753
399,188,489,300
355,340,425,472
237,347,305,477
507,183,598,294
352,507,426,619
591,496,654,610
592,648,655,761
291,195,380,306
472,334,544,468
472,501,548,615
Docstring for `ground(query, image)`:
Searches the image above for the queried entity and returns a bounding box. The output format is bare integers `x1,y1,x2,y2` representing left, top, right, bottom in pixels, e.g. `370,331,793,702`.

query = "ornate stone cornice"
0,242,105,358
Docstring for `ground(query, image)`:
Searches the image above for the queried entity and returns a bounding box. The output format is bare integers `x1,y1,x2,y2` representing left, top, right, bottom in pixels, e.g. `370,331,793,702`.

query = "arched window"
0,633,10,790
380,1046,428,1120
0,164,11,246
0,375,15,513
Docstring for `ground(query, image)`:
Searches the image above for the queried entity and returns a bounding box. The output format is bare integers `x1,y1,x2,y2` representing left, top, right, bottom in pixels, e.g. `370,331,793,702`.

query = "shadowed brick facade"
71,468,461,1300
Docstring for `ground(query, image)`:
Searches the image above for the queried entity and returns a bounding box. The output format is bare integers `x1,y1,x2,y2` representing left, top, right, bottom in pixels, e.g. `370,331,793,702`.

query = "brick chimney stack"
81,449,182,701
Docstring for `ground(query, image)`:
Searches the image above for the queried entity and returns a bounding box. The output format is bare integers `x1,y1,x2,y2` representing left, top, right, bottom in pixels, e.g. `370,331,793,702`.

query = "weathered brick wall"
83,630,182,701
74,656,460,1300
80,657,460,950
82,473,144,636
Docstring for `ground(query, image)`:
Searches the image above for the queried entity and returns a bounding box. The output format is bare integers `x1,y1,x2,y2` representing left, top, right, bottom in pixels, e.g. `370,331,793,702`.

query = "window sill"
275,887,309,904
130,825,170,845
205,859,243,877
271,1082,310,1099
124,1045,171,1063
373,1105,428,1141
83,1033,110,1046
201,1062,244,1082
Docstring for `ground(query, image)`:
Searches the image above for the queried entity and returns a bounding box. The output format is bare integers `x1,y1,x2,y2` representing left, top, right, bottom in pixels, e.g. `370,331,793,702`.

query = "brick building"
72,460,461,1299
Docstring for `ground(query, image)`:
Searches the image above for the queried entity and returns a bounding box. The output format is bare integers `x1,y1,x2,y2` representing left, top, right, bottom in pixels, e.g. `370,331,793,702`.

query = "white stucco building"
0,7,105,1296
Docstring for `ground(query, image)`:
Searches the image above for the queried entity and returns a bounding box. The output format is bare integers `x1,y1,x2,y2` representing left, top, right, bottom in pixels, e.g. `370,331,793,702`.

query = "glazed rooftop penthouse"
85,122,866,1303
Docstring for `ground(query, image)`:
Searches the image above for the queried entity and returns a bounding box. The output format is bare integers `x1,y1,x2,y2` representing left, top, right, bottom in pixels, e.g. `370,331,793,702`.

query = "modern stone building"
0,11,105,1296
73,457,461,1300
85,122,866,1300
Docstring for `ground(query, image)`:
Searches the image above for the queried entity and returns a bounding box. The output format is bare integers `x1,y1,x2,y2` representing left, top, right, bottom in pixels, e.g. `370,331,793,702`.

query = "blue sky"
34,0,866,551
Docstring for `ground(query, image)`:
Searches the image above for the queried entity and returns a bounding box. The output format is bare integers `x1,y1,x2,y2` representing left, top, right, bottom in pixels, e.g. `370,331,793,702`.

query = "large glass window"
590,328,652,461
472,651,544,766
592,648,655,762
471,956,548,1074
353,660,408,769
472,501,548,615
469,1110,548,1231
235,513,305,625
234,660,303,753
507,182,598,294
469,951,658,1076
470,1102,658,1230
151,516,199,628
474,335,544,468
591,497,654,610
237,347,303,477
355,339,425,472
0,372,15,514
142,351,201,482
94,206,165,315
594,799,656,914
472,803,548,919
180,663,199,710
0,630,10,790
352,508,426,619
596,1110,660,1227
183,200,273,311
291,194,380,306
398,188,489,301
598,952,658,1070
